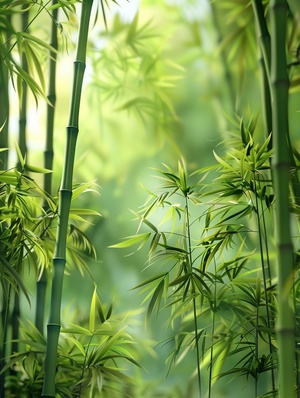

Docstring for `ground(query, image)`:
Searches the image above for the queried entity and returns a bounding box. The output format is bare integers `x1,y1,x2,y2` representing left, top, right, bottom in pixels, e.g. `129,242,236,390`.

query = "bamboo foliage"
112,122,278,396
41,1,94,396
0,0,300,396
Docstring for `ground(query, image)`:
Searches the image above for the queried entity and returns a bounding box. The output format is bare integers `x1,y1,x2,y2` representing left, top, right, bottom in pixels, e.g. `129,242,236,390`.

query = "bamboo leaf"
0,254,30,305
15,142,25,169
132,272,168,290
89,287,98,332
147,278,165,319
61,323,92,336
109,232,151,249
24,164,53,173
67,337,86,357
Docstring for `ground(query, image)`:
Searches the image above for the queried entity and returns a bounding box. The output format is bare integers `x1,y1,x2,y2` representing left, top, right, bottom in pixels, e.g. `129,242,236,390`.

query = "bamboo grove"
0,0,300,397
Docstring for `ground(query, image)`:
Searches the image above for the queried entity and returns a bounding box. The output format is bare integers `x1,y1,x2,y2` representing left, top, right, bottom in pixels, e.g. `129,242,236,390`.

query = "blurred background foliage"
2,0,300,396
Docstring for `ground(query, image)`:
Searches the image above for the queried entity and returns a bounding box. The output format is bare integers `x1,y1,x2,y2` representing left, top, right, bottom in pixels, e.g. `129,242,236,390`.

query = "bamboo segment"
35,0,58,335
0,57,9,169
0,32,10,398
251,0,272,141
270,0,296,396
41,1,94,396
18,7,29,165
251,0,271,74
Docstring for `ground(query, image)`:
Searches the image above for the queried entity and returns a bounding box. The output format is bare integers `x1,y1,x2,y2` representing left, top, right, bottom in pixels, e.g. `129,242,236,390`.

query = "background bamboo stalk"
251,0,272,143
35,0,58,336
254,178,276,392
10,6,30,370
210,1,235,111
18,6,29,167
41,1,94,396
0,19,10,398
270,0,296,396
0,56,9,169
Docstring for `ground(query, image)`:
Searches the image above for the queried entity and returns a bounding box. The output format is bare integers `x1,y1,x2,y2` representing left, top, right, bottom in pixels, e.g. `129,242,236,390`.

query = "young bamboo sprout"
41,1,94,396
270,0,296,396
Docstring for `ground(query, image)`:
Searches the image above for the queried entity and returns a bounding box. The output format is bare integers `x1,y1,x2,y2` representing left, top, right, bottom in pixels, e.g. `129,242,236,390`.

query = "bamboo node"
275,327,295,336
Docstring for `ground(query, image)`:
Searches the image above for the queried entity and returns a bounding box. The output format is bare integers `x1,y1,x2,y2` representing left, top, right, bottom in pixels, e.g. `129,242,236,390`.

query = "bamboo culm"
251,0,272,142
270,0,296,396
41,1,94,396
35,0,58,336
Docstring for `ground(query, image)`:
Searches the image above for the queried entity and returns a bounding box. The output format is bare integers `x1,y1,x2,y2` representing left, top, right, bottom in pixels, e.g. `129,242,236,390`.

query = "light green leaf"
0,254,30,305
109,232,151,249
24,164,53,173
61,323,92,336
66,337,86,357
15,142,25,169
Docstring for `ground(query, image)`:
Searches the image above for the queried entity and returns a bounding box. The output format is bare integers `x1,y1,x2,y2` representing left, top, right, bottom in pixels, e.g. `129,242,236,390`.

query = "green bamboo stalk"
41,1,94,396
0,53,9,169
10,7,30,372
184,195,201,398
208,260,217,398
251,0,272,142
18,6,29,166
254,176,276,393
269,0,296,397
35,0,58,335
210,1,235,111
0,24,10,398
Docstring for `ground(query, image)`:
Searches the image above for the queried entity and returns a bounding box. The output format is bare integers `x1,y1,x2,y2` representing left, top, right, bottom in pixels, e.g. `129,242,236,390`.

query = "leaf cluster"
2,288,138,397
0,152,99,306
112,116,280,395
88,12,183,134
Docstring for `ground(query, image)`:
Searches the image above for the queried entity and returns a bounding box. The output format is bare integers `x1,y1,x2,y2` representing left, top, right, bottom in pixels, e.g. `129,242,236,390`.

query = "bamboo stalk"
18,6,29,166
35,0,58,335
251,0,272,144
0,54,9,169
10,7,30,373
210,1,235,110
41,1,94,396
0,21,10,398
269,0,296,396
254,176,276,393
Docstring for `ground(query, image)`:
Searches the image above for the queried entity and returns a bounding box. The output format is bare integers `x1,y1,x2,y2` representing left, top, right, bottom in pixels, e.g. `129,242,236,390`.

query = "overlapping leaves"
112,116,278,395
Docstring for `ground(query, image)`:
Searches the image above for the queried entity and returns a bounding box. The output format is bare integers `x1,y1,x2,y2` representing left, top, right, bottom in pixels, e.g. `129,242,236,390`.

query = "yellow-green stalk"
41,1,94,396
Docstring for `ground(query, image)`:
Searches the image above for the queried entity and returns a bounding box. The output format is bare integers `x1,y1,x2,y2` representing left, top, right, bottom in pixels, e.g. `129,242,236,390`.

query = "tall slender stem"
208,260,217,398
18,6,29,166
185,195,201,398
35,0,58,336
41,1,94,396
0,45,9,169
0,16,10,398
11,7,30,369
270,0,296,396
251,0,272,145
254,176,276,392
210,1,235,111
